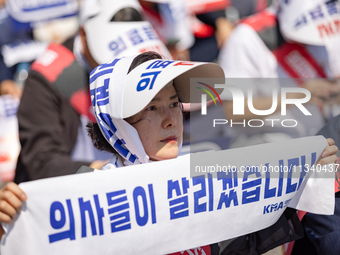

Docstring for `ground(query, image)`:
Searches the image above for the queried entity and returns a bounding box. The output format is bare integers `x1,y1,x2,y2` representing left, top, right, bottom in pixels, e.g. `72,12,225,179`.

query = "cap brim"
85,21,170,64
121,60,225,118
84,0,171,63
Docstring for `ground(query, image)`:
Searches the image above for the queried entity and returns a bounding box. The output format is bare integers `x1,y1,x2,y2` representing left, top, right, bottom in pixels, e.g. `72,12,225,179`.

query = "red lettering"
173,61,194,66
318,20,340,38
334,19,340,33
140,45,161,53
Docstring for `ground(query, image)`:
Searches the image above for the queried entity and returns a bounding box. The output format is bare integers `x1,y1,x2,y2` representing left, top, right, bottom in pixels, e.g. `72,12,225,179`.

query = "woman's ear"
79,26,99,69
79,26,86,41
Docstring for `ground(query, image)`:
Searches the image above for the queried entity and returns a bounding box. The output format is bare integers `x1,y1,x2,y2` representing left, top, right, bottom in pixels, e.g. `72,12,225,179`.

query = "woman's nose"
161,107,176,129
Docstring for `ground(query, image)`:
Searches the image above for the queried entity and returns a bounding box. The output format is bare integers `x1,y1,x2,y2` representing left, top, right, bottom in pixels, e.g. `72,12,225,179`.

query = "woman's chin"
150,149,179,161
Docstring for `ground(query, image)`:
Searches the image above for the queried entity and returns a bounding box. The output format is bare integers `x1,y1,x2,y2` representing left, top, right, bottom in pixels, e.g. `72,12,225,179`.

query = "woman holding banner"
0,52,338,254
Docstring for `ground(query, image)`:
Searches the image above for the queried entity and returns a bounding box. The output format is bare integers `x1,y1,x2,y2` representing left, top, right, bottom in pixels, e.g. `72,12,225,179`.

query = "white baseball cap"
90,55,225,119
278,0,340,46
82,0,171,64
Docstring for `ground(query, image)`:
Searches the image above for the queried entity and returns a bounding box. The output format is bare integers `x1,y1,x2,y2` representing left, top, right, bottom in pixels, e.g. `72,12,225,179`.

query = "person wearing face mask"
0,51,338,254
14,0,170,183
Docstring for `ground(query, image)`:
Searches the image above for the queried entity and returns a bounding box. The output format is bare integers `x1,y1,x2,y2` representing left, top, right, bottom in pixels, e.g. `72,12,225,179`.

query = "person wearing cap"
217,0,340,148
14,0,171,183
0,51,337,253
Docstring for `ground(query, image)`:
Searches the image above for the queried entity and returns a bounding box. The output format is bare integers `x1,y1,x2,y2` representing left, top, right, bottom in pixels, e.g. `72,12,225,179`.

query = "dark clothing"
220,208,303,255
292,192,340,255
189,36,220,62
0,52,14,83
196,10,226,29
316,116,340,157
0,9,33,84
190,10,225,62
15,37,92,183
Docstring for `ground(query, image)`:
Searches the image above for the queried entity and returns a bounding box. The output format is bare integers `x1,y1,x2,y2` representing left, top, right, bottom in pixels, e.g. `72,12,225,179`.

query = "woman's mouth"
160,136,177,144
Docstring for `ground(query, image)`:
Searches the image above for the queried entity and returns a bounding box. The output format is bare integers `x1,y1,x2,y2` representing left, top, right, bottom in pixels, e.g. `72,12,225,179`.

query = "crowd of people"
0,0,340,254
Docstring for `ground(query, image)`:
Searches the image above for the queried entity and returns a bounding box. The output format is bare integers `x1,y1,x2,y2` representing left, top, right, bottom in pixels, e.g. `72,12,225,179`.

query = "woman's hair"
128,51,162,73
111,7,144,22
87,121,116,153
87,51,163,153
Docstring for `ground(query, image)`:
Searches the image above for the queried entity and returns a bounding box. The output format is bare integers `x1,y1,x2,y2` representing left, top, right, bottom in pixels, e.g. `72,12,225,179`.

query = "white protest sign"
6,0,79,23
278,0,340,46
0,96,20,184
1,136,335,255
85,22,172,66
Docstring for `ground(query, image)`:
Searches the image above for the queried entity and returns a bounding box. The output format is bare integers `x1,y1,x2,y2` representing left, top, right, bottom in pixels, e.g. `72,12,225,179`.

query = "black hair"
128,51,162,73
111,7,144,22
87,51,163,153
86,121,116,153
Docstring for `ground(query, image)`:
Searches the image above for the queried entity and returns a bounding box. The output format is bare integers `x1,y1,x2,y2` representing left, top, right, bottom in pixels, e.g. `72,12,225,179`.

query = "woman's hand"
0,182,27,238
317,138,338,165
0,80,22,99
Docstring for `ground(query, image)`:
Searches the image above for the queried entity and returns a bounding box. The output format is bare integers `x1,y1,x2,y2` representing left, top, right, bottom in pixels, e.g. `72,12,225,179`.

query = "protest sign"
6,0,78,23
0,96,20,184
1,136,335,255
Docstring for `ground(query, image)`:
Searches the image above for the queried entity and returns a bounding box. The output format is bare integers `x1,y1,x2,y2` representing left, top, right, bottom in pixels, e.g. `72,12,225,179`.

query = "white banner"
2,41,48,67
0,136,335,255
0,96,20,183
6,0,78,23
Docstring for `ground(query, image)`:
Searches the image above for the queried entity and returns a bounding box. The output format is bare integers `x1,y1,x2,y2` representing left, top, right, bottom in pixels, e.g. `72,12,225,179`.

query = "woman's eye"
146,106,156,111
170,102,179,108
